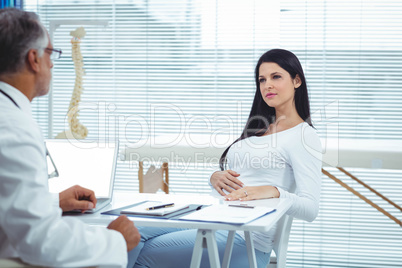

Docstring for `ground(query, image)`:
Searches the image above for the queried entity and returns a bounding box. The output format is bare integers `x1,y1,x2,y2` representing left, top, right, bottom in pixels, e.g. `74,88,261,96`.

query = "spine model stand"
55,27,88,139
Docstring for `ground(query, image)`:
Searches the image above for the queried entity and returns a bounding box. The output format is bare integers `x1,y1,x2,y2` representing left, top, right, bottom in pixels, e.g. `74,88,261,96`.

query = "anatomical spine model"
56,27,88,139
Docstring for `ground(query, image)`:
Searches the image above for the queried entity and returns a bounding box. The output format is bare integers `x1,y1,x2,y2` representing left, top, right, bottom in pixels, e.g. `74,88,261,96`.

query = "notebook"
46,139,119,213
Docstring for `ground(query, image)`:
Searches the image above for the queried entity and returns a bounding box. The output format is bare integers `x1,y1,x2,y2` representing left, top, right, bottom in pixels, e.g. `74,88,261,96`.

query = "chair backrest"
138,161,169,194
271,214,294,268
269,184,295,268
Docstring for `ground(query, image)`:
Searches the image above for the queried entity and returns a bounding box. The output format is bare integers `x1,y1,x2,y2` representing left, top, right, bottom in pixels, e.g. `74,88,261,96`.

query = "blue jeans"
128,226,271,268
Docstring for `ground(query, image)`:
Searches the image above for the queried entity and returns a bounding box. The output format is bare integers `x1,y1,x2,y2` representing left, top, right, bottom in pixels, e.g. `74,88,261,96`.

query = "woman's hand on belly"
210,170,244,196
224,185,280,201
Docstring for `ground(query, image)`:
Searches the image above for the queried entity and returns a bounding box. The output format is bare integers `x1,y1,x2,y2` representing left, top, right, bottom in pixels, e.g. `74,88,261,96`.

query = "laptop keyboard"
64,198,110,214
85,198,110,213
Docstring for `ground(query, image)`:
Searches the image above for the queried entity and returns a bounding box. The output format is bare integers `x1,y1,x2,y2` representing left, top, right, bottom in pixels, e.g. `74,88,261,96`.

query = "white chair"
0,258,41,267
0,258,98,268
267,214,294,268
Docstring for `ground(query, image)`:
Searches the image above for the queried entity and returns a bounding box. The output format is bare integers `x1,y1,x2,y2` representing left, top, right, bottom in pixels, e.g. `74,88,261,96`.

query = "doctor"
0,8,140,267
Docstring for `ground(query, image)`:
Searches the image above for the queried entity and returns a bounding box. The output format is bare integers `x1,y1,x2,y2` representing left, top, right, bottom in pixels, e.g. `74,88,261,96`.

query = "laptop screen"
45,139,118,198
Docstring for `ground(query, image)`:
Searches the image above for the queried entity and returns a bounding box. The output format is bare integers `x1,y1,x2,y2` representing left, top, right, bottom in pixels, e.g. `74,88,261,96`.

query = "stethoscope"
0,89,20,108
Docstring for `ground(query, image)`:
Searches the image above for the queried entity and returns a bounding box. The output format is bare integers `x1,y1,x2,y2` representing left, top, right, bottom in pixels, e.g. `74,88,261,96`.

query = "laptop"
45,139,119,213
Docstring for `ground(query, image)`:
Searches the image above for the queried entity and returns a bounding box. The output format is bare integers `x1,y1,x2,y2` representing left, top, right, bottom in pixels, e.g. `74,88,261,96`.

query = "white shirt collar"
0,81,32,116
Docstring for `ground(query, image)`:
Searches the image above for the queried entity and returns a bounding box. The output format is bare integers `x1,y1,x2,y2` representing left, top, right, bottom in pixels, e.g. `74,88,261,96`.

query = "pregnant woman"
128,49,322,268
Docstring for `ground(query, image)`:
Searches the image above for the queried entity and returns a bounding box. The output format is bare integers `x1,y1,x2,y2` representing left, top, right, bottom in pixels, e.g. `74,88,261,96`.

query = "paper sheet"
179,204,275,224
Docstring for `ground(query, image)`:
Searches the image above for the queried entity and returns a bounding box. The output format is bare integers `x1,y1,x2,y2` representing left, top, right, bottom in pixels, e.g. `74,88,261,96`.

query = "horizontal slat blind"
25,0,402,267
289,168,402,268
280,1,402,267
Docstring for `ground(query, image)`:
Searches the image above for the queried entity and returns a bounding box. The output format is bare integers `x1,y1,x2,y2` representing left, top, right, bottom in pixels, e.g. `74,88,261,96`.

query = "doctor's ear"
27,49,41,73
293,74,302,89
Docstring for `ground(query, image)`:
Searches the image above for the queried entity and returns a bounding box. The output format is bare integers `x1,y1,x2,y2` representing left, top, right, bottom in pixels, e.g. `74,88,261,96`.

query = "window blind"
279,1,402,267
25,0,402,267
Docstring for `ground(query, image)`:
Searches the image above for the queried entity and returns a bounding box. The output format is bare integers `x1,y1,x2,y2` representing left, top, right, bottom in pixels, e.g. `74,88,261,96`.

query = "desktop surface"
74,192,292,232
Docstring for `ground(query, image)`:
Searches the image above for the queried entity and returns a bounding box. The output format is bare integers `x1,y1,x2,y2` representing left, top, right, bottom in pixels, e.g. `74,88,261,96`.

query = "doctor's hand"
210,170,243,196
108,215,141,252
224,185,280,201
59,185,97,213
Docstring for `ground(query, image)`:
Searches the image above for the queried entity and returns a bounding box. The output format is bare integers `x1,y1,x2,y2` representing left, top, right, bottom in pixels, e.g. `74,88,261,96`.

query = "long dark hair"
219,49,312,170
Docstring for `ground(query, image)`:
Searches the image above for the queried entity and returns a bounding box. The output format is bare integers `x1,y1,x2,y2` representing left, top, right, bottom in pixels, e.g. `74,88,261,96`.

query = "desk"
74,192,292,268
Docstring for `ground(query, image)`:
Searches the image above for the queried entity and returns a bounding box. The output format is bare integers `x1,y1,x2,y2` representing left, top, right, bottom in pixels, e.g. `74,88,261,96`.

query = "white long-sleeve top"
220,122,322,253
0,82,127,267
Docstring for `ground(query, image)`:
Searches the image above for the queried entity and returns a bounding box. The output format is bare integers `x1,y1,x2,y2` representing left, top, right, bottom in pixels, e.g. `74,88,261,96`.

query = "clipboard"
101,201,207,220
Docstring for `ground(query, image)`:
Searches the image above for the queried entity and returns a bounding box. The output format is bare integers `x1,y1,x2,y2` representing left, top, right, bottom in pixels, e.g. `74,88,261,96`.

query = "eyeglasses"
44,47,62,60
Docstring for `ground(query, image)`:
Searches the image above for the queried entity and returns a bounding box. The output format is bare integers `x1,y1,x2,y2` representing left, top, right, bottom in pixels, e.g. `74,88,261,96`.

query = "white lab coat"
0,82,127,267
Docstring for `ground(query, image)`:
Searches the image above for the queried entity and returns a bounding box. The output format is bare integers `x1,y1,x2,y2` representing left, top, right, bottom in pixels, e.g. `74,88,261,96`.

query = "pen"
146,203,175,210
228,204,255,209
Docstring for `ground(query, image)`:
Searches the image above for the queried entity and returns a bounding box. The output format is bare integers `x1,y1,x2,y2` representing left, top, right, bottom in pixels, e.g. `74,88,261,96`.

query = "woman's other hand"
224,186,280,201
210,170,243,196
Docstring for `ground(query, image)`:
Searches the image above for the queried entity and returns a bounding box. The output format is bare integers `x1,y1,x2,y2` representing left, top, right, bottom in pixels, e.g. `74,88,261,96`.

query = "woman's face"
258,62,301,112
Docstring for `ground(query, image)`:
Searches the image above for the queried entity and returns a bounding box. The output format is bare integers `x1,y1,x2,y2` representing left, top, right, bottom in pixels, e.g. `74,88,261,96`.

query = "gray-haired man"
0,8,140,267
